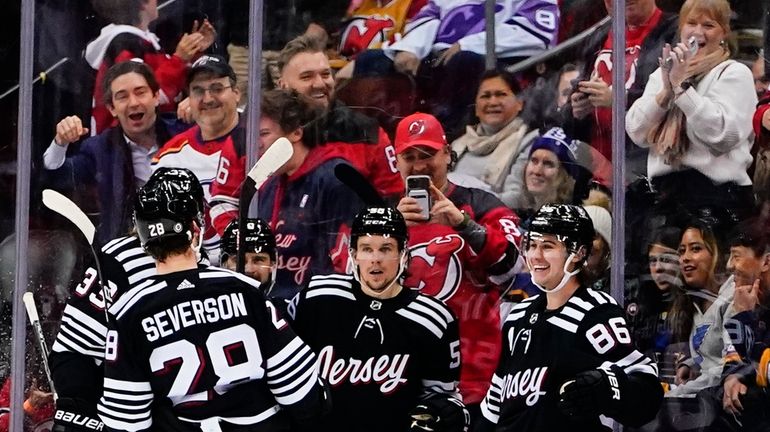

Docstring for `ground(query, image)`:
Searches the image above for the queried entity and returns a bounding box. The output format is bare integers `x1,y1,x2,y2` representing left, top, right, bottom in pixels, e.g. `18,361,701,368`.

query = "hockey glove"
558,366,626,421
409,396,470,432
52,397,103,432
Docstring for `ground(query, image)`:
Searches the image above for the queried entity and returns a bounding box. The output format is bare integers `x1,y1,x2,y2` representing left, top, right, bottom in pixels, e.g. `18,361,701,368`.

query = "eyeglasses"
190,83,232,99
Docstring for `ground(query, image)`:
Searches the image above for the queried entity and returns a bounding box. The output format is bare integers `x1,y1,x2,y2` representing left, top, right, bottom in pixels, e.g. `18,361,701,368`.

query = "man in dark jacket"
564,0,678,181
43,61,173,245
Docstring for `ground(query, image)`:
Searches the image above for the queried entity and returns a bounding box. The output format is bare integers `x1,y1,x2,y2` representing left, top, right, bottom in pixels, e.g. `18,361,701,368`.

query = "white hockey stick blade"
42,189,96,245
246,137,294,189
23,292,40,323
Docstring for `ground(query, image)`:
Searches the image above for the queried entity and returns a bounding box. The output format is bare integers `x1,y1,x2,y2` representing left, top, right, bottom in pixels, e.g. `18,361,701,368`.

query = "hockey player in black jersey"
479,204,663,431
287,206,469,432
221,218,277,294
97,167,328,431
49,169,213,432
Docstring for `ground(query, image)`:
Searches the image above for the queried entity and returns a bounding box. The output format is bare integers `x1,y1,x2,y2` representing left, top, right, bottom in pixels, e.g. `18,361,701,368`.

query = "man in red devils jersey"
153,55,243,265
98,167,328,431
479,204,662,431
394,112,522,427
287,206,469,432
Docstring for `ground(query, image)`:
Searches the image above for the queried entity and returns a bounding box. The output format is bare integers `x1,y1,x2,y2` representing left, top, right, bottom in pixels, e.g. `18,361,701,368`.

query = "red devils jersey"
404,183,521,404
209,103,403,238
153,125,242,264
338,0,427,58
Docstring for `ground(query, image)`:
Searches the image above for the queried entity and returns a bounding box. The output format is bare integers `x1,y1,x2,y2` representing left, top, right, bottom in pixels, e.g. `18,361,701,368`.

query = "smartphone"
406,175,432,221
664,36,699,69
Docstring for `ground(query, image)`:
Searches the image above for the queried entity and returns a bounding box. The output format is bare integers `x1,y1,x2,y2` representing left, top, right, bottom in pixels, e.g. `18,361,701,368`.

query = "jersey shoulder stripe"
109,279,166,320
505,297,539,323
102,235,136,254
199,266,262,290
414,294,455,324
397,295,454,339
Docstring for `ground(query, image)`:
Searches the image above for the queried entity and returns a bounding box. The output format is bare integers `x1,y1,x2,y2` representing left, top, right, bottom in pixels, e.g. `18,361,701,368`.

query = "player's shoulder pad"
304,273,357,301
198,266,262,291
397,292,456,339
503,295,540,324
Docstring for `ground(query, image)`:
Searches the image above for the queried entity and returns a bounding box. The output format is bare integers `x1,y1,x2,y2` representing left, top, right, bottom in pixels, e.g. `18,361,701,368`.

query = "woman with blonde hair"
626,0,757,220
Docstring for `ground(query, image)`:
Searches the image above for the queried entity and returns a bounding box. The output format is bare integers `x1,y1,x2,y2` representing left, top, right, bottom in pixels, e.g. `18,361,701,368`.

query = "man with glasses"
394,112,522,429
153,55,242,265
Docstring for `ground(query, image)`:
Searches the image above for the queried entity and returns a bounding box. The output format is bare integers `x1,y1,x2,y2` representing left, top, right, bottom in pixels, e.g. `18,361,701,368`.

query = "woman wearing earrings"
626,0,757,220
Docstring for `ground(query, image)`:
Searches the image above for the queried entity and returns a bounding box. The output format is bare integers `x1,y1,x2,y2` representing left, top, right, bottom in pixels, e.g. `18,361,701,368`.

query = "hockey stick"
23,292,57,400
334,163,386,207
42,189,109,317
237,137,294,272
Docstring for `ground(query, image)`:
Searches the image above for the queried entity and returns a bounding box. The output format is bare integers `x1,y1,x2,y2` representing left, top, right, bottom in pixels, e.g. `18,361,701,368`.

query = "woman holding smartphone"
626,0,757,221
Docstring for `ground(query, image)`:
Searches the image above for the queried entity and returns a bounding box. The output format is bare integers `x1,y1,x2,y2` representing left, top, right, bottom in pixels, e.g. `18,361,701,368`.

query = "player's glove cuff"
52,398,103,432
409,395,469,432
558,365,628,421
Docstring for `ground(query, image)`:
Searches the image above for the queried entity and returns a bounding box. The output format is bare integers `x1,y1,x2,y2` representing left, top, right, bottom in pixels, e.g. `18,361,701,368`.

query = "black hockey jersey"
287,274,461,432
480,286,662,431
98,266,325,432
50,236,158,403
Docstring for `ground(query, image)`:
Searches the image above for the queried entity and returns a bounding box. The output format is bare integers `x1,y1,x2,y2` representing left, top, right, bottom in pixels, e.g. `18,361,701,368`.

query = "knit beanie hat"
529,127,580,179
583,205,612,245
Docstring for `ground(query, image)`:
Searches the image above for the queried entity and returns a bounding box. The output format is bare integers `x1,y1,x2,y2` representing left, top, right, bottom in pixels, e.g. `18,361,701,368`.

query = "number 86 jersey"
480,286,660,431
98,266,326,432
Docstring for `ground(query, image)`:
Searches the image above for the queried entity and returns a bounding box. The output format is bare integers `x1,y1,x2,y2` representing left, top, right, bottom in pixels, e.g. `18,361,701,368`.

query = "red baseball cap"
394,113,447,154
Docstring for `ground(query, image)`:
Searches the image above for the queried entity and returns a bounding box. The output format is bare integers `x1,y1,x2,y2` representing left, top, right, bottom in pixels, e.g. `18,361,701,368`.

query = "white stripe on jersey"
396,309,444,338
561,306,586,321
587,289,609,305
266,337,309,373
127,268,157,285
421,379,458,394
568,296,595,312
308,277,354,290
199,267,262,290
112,280,167,320
178,405,281,427
546,316,578,333
306,288,356,301
480,373,503,422
415,296,454,323
507,311,526,322
103,236,135,254
408,302,449,332
104,377,152,392
123,255,154,271
115,247,146,263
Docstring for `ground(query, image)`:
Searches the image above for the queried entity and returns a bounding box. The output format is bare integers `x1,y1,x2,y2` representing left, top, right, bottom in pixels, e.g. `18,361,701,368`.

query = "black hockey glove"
408,396,470,432
52,397,103,432
558,366,626,421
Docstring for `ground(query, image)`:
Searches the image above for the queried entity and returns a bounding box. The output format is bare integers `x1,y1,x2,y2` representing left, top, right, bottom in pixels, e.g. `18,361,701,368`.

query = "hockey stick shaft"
334,163,386,207
42,190,110,318
23,292,57,400
237,137,294,272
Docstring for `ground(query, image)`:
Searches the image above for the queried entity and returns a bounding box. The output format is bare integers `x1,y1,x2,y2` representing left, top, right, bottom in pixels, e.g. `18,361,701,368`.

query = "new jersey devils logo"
340,15,396,56
404,235,465,301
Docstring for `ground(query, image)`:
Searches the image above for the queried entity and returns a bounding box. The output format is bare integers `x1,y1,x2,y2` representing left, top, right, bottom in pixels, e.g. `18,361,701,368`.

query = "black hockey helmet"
526,203,595,260
351,207,408,250
134,168,205,248
222,218,277,261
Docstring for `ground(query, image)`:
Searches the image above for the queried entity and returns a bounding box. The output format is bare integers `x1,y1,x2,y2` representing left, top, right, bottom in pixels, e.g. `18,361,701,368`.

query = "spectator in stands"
566,0,678,180
153,55,242,265
87,0,216,133
667,219,734,397
503,126,580,215
232,89,362,300
721,221,770,428
354,0,560,140
753,84,770,204
626,0,757,223
582,202,612,292
43,61,173,245
449,69,539,195
752,50,768,99
277,35,403,199
0,378,54,431
626,226,683,371
394,112,522,428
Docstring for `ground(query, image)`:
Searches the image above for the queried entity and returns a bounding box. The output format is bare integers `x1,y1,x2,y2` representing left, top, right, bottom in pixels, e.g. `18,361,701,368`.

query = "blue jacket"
44,121,172,245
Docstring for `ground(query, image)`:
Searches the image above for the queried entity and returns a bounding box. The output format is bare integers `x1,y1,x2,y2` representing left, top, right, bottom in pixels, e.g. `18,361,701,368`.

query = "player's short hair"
261,89,324,148
91,0,144,25
103,60,160,106
278,35,326,73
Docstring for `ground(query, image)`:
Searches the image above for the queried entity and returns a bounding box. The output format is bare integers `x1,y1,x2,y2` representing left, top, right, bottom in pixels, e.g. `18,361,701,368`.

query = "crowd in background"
1,0,770,430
